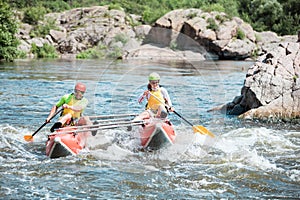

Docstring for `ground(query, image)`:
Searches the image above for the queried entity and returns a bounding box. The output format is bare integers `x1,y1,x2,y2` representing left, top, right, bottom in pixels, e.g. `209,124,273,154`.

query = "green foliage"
8,0,39,9
23,6,48,25
41,1,71,12
206,18,219,31
216,0,239,17
76,45,107,59
0,1,20,62
31,43,58,58
273,12,300,35
202,3,225,13
237,0,298,35
251,46,260,58
76,42,123,59
252,0,283,29
16,50,27,59
113,33,129,44
187,12,198,20
125,15,142,27
215,14,229,23
29,17,58,38
142,6,168,24
108,4,124,11
170,40,178,51
293,74,298,82
236,28,246,40
107,46,123,59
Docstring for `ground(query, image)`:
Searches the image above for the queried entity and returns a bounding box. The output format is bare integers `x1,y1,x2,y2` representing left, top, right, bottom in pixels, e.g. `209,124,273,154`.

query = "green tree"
277,0,300,35
251,0,283,30
238,0,289,34
0,1,19,61
23,6,48,25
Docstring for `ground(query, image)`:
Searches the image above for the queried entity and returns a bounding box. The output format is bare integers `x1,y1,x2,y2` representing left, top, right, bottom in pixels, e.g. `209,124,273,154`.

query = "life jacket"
146,88,165,111
61,94,82,119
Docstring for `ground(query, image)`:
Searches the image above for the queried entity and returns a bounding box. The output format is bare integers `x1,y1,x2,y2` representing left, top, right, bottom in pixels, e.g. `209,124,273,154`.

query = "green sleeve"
55,93,72,107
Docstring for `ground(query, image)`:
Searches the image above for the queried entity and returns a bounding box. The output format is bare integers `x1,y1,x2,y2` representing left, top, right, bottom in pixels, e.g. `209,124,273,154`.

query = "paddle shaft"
52,121,144,134
57,120,144,130
86,113,137,119
32,108,63,137
173,110,194,127
148,92,195,126
148,92,215,137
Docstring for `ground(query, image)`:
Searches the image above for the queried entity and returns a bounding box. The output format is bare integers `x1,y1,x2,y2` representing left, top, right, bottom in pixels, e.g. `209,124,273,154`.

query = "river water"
0,59,299,199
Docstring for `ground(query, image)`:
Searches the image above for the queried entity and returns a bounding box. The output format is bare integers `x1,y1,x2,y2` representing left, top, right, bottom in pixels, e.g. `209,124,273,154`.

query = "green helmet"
148,72,160,81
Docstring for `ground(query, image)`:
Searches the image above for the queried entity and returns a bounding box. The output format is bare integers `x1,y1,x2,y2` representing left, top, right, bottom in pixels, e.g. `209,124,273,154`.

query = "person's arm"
138,90,149,103
161,87,174,111
46,94,68,122
46,105,58,123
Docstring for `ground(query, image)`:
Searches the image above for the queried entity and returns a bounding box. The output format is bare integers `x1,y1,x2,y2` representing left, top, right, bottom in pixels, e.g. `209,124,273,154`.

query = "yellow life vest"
61,95,82,119
146,89,164,111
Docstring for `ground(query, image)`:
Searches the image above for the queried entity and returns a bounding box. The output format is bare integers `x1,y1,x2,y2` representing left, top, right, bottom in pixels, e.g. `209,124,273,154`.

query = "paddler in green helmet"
46,82,89,132
135,72,174,121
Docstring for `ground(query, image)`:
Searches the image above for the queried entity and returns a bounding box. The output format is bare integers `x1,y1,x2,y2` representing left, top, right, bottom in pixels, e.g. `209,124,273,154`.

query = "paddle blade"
193,125,215,138
24,135,33,142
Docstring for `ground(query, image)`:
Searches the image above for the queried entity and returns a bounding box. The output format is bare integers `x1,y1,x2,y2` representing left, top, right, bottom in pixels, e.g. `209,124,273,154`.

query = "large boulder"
154,9,258,60
210,42,300,121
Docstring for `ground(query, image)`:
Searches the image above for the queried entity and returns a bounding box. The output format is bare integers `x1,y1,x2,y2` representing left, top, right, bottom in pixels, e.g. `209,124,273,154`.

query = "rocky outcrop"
17,7,297,61
209,42,300,121
17,6,144,59
143,9,296,60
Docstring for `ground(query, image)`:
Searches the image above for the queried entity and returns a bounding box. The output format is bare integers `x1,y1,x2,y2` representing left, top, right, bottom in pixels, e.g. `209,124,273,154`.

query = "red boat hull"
46,130,90,158
139,119,176,150
46,117,91,158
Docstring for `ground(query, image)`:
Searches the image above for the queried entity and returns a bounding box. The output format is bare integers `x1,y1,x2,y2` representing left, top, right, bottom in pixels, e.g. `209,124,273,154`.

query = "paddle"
52,120,145,135
86,113,137,119
24,108,63,142
56,120,145,131
148,92,215,137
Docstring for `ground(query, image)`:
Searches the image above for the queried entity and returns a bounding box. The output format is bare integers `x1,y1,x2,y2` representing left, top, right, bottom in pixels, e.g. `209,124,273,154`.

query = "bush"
202,3,225,13
206,18,219,31
236,28,246,40
76,45,107,59
113,33,129,44
41,1,71,12
31,43,58,58
108,3,124,11
107,46,123,59
0,1,19,62
29,17,58,38
23,6,48,25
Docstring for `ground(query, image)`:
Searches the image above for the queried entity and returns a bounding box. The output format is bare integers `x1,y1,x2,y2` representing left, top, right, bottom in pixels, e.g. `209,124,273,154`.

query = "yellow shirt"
56,93,88,119
146,89,164,111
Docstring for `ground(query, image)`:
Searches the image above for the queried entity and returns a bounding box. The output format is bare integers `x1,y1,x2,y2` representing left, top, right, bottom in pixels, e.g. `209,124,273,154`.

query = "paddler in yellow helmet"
46,82,89,132
135,72,174,120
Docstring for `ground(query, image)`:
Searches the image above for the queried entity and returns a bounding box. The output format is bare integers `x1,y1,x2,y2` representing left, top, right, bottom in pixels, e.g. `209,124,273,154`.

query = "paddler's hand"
143,90,149,96
168,107,175,112
63,104,71,109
